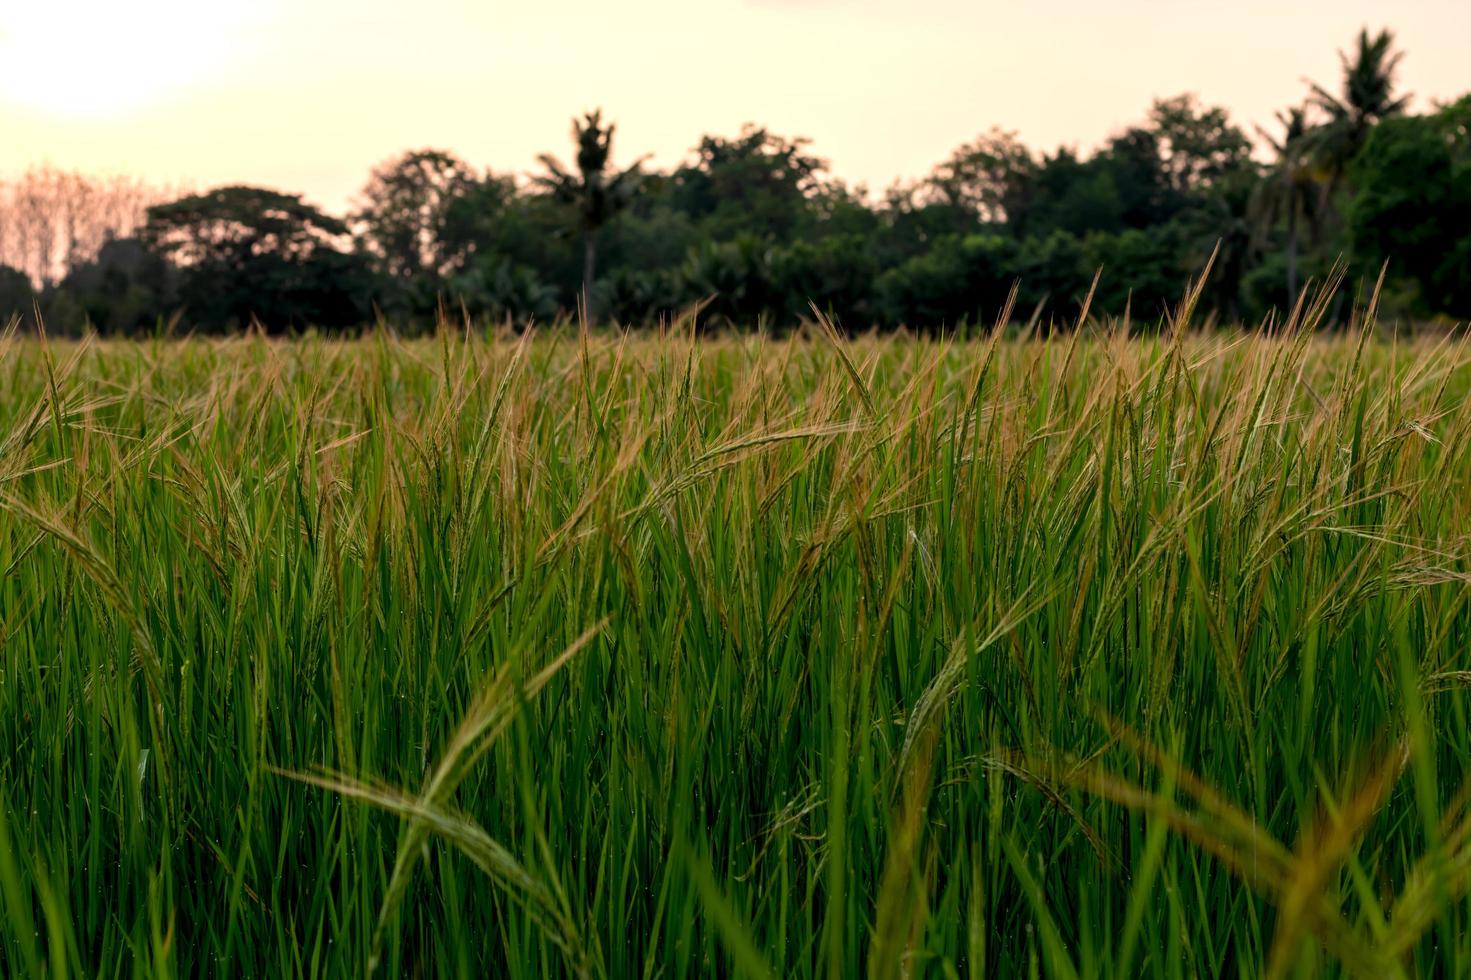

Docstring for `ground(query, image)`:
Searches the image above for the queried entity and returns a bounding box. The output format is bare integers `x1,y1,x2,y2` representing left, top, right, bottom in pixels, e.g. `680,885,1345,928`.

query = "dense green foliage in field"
3,310,1471,976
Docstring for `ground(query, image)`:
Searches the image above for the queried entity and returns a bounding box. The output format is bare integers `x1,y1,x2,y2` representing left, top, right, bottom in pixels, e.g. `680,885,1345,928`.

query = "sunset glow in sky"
3,0,1469,210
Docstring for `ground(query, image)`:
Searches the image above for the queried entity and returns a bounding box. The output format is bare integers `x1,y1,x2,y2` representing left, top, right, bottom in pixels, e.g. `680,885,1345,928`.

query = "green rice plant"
1,304,1470,977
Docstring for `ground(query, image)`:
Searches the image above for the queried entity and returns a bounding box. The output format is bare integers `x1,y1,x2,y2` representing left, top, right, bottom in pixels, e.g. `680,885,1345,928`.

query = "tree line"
2,28,1467,334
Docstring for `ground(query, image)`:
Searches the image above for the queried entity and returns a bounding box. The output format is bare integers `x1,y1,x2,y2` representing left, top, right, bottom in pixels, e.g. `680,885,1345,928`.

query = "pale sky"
2,0,1468,212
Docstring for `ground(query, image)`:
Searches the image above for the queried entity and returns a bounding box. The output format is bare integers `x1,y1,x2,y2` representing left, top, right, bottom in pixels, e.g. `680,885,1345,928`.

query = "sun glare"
0,1,263,118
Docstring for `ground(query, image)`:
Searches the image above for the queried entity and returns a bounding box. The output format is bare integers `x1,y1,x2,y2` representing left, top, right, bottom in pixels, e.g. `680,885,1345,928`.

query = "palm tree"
1252,106,1319,303
1306,29,1410,204
534,110,645,318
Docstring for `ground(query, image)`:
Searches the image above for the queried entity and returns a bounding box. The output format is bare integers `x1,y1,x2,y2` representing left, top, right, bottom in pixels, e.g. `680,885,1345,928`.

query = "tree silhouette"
143,186,373,330
1306,29,1410,208
1348,96,1471,318
926,128,1037,225
1252,105,1319,302
353,149,480,282
533,110,645,318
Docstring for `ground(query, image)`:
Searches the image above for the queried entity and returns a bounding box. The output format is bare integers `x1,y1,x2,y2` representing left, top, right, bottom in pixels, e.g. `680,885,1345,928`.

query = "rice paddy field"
4,307,1471,977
